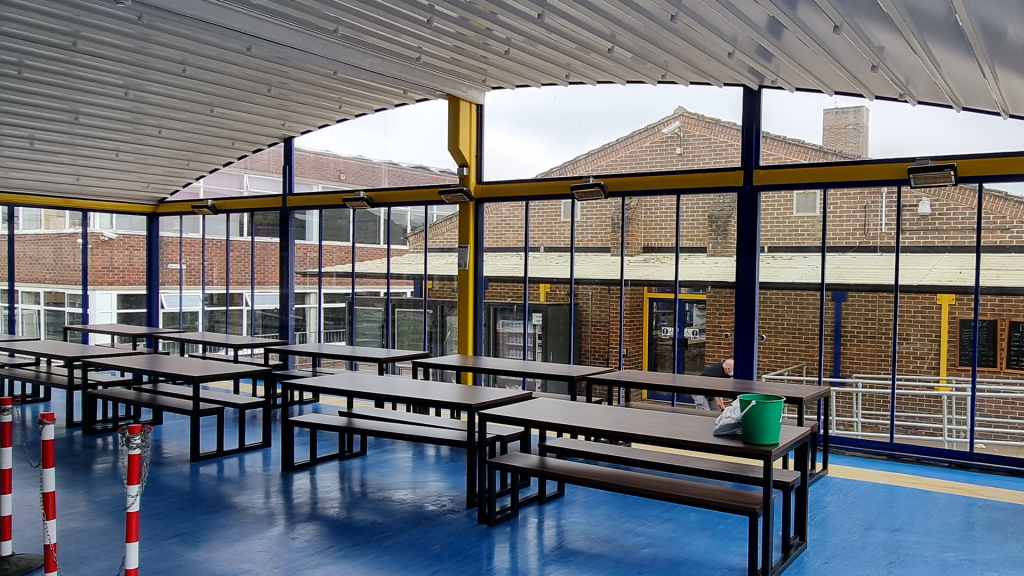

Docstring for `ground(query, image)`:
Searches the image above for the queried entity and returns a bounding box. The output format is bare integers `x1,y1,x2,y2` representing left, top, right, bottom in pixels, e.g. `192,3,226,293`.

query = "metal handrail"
762,369,1024,450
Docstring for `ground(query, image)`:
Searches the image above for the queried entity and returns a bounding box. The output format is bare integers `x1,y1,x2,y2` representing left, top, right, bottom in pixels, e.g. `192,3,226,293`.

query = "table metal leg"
476,415,489,524
761,459,774,576
466,408,476,509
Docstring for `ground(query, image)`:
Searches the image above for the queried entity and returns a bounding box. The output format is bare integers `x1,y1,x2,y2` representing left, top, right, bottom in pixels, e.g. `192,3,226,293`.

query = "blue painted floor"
4,391,1023,576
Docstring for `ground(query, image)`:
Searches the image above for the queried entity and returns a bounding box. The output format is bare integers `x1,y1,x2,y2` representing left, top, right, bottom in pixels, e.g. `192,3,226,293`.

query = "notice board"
957,317,999,370
1004,320,1024,373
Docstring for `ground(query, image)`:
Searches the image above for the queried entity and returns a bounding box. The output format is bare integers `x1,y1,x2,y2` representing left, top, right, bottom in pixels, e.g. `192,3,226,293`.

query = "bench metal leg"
782,488,792,555
748,515,759,576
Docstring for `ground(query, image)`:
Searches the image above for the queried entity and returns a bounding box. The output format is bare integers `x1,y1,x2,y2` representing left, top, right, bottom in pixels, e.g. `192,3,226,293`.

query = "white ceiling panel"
1,0,1022,205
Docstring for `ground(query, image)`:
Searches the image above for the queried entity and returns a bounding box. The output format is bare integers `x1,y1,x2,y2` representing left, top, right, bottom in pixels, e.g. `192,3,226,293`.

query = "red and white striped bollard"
0,397,12,558
124,424,142,576
39,413,56,576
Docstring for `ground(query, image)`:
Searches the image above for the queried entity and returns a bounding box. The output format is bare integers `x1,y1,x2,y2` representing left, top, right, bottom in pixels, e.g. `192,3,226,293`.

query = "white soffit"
1,0,1022,205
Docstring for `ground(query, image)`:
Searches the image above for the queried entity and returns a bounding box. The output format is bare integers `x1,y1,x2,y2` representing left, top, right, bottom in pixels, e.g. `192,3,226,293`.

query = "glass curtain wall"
481,201,527,388
0,207,8,335
977,182,1024,457
824,187,897,442
14,209,83,341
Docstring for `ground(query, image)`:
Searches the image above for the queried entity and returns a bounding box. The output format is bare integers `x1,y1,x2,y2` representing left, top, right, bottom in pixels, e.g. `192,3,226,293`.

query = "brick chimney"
822,105,869,158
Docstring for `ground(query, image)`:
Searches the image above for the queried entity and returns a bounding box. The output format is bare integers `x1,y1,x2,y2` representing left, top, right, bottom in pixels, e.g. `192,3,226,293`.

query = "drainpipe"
831,291,847,378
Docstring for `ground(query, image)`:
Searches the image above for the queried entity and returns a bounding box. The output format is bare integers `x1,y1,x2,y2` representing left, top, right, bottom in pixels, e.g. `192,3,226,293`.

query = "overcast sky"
296,84,1024,190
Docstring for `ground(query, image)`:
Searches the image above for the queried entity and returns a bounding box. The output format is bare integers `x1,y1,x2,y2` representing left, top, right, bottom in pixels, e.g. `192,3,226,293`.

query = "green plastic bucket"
738,393,785,445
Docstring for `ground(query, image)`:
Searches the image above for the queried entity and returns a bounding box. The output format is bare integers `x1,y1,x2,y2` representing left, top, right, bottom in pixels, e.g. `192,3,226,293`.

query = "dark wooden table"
265,343,429,376
64,323,184,350
157,332,287,361
411,355,614,400
588,371,831,480
83,354,273,460
478,397,813,576
283,372,532,506
0,340,144,425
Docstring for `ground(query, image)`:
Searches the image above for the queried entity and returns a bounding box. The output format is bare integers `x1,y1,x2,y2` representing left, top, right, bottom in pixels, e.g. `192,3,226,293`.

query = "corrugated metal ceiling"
1,0,1022,205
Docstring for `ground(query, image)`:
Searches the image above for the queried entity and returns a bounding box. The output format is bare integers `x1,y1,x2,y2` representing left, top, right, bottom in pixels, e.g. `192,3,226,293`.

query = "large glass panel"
417,206,458,364
526,200,571,394
482,201,526,387
322,208,353,346
252,212,280,340
572,196,621,389
483,85,742,181
89,212,144,344
15,210,81,340
353,207,388,352
977,182,1024,456
0,207,8,335
824,187,897,442
892,184,976,451
762,92,1024,167
389,207,425,362
293,210,319,345
295,100,456,192
757,189,823,423
201,214,228,333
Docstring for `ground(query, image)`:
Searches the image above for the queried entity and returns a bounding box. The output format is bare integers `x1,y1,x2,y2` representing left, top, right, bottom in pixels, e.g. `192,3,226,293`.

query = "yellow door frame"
641,288,708,399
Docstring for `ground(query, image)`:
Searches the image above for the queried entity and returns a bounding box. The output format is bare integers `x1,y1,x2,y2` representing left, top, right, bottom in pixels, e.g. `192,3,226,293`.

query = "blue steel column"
422,208,429,352
349,207,356,353
523,202,530,364
201,215,207,331
385,207,392,351
733,86,762,380
672,194,682,406
6,207,14,336
80,211,89,343
317,210,324,344
145,214,161,332
178,216,183,331
969,184,984,452
618,196,626,372
889,185,904,444
225,213,231,333
568,198,576,365
279,138,296,346
672,194,682,375
249,212,255,337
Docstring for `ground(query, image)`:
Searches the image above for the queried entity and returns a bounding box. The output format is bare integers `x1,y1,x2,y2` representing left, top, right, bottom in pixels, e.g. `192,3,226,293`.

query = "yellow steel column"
448,96,479,382
937,294,956,388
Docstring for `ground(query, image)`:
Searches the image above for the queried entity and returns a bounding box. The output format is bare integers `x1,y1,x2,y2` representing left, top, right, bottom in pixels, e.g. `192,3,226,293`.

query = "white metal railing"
761,365,1024,450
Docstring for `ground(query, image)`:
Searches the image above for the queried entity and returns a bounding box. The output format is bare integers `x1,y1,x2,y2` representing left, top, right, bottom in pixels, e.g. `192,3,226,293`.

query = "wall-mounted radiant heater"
570,177,610,201
908,160,957,189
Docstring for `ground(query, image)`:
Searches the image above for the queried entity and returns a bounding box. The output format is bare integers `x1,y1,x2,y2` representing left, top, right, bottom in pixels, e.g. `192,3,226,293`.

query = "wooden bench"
622,400,720,417
190,353,285,370
485,452,765,575
541,437,801,552
0,366,133,423
84,386,224,435
534,391,606,403
0,357,37,369
109,343,168,355
284,412,474,472
137,383,271,451
340,406,524,449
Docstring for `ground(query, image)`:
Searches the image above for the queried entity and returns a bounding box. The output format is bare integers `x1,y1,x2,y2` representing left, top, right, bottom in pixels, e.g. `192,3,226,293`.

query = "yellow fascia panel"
755,163,909,187
0,193,155,213
476,170,742,200
155,195,283,214
287,188,444,208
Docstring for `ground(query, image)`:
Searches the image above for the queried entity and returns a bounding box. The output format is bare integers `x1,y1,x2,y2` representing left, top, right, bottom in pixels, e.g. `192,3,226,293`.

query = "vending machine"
484,302,577,393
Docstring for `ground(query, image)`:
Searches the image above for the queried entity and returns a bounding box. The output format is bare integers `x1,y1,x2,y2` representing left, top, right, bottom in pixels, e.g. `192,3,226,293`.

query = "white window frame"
793,190,821,216
561,199,582,221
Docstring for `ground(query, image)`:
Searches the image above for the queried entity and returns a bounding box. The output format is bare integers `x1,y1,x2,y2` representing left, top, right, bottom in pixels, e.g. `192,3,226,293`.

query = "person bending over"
694,358,733,411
